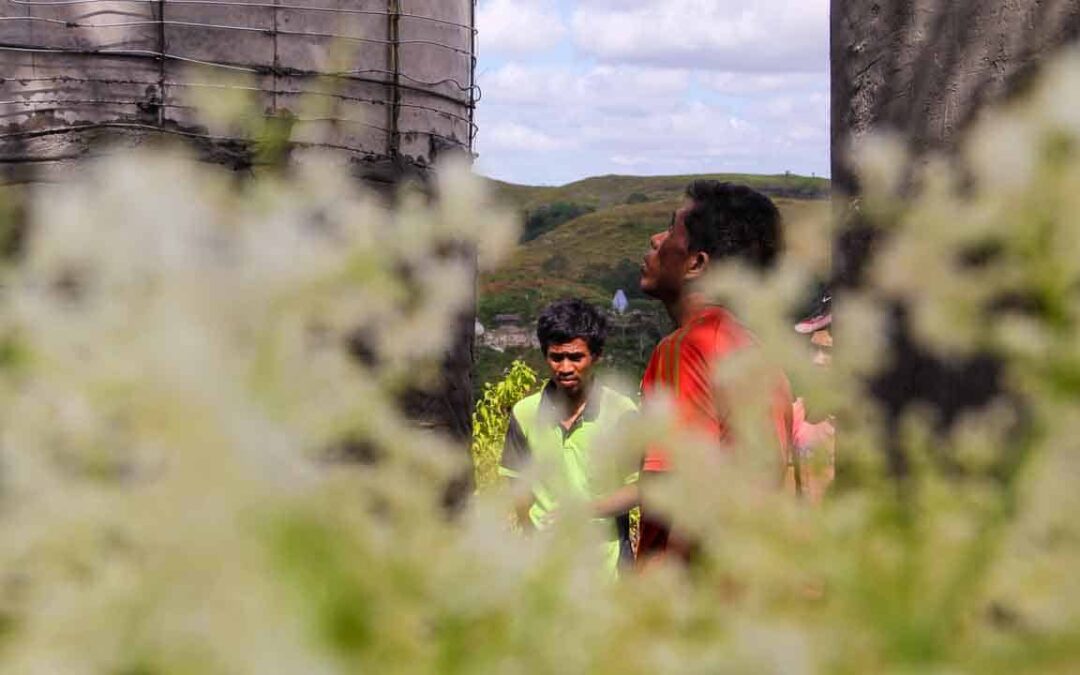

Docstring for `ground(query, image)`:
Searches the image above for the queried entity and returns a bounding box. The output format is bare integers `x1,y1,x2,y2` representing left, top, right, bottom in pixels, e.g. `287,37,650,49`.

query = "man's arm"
592,483,639,519
500,412,535,530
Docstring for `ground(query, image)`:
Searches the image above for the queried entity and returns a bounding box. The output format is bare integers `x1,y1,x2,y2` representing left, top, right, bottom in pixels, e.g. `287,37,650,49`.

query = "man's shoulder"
511,387,547,418
681,307,753,356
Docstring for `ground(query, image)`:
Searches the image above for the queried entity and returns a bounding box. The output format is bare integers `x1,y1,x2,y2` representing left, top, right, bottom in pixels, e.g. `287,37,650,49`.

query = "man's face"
640,199,695,299
811,328,832,367
544,337,597,396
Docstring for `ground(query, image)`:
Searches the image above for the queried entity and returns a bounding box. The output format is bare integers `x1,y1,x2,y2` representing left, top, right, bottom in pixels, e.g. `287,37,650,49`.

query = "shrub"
470,360,540,489
541,252,569,274
521,202,595,242
477,290,535,324
581,258,648,298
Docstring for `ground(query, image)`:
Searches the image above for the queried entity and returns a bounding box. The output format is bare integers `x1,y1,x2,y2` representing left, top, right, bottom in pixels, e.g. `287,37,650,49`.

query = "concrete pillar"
833,0,1080,188
830,0,1080,471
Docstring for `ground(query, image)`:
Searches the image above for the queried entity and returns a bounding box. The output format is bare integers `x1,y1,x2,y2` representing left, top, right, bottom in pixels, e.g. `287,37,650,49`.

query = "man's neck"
663,290,709,327
553,384,589,427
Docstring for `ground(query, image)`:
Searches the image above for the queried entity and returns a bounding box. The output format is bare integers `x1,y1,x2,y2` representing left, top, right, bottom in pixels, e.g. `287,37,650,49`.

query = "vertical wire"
270,0,278,112
156,0,166,125
387,0,401,158
468,0,476,153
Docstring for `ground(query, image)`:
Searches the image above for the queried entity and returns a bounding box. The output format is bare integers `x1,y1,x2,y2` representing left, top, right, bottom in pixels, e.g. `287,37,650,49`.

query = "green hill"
488,172,829,212
480,196,828,322
475,173,831,393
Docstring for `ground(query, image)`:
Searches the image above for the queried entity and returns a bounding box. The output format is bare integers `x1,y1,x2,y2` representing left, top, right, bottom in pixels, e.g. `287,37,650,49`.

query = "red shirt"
638,306,792,562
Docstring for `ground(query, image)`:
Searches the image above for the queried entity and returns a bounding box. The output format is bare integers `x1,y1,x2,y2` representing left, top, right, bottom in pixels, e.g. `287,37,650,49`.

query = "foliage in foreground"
0,52,1078,674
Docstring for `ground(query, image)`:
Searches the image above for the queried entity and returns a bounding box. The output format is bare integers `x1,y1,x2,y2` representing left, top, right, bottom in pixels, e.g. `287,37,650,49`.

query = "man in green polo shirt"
500,299,637,574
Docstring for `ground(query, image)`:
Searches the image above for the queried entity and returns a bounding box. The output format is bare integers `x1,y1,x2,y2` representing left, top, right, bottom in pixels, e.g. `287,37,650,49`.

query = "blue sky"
473,0,830,186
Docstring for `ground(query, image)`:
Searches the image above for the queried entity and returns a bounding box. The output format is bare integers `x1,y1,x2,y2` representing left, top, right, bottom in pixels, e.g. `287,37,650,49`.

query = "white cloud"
477,75,829,184
611,154,650,167
571,0,828,72
485,122,568,152
698,71,827,96
759,92,828,120
483,63,689,111
477,0,566,55
472,3,830,183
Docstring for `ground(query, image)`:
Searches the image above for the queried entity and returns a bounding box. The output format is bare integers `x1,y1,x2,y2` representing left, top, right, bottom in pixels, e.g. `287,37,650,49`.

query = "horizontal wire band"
3,76,478,115
0,100,394,133
0,45,479,123
0,15,471,55
3,0,475,33
0,120,467,151
0,46,475,93
0,99,473,134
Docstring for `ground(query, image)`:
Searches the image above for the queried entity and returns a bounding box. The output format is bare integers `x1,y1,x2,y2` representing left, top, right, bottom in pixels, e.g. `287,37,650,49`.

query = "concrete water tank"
0,0,475,175
0,0,479,440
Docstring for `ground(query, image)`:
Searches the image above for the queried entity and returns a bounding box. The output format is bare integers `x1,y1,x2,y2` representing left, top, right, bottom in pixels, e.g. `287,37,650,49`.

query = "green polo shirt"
500,380,637,573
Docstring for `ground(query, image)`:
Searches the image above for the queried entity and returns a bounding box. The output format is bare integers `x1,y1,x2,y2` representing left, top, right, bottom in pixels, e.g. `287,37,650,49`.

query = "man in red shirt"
594,180,792,566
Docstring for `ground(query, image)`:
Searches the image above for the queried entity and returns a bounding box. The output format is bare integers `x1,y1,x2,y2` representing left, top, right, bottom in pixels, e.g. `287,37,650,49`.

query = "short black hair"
684,180,782,270
794,281,832,324
536,298,608,356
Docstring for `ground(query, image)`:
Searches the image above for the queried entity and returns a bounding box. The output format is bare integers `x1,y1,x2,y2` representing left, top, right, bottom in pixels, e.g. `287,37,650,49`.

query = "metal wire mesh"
0,0,478,165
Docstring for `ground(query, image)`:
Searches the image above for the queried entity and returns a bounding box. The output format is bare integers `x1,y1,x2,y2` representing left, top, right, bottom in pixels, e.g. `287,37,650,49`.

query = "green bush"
540,252,570,274
521,201,595,242
470,360,539,489
581,258,648,298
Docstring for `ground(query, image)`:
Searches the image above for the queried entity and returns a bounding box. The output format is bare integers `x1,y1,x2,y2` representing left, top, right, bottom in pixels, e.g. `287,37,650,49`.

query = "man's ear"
685,250,710,280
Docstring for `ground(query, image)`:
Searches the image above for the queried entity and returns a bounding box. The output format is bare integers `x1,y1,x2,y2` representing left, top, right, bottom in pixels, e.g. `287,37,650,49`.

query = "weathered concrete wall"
0,0,479,444
831,0,1080,473
832,0,1080,197
832,0,1080,285
0,0,475,173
